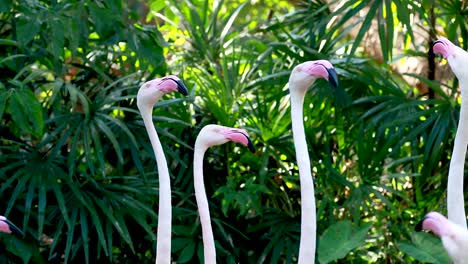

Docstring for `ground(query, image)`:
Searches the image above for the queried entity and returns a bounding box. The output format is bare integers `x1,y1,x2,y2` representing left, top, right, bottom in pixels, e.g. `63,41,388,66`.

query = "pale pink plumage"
432,37,468,229
137,75,188,264
193,124,255,264
416,212,468,264
288,60,339,264
0,215,23,236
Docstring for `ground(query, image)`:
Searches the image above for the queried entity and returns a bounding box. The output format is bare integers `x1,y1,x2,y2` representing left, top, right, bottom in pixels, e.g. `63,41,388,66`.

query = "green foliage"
398,232,451,264
318,221,372,264
1,0,467,263
1,0,169,263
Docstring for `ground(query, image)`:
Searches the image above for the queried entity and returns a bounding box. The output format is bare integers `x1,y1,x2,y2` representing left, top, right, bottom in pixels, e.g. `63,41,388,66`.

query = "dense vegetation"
0,0,467,263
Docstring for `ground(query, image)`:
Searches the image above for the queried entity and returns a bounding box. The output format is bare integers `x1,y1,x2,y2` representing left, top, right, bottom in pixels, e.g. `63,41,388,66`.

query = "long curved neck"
447,79,468,229
193,143,216,264
290,89,316,263
141,109,172,264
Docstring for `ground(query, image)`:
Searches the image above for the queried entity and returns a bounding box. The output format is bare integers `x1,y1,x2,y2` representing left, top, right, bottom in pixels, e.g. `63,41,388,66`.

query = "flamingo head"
137,75,188,111
0,216,24,236
196,124,255,153
415,212,451,237
288,59,339,94
415,211,468,262
431,38,468,79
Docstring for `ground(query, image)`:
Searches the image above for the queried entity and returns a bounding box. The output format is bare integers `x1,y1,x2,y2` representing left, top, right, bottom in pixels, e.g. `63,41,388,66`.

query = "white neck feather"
447,60,468,229
290,88,317,264
141,109,172,264
193,142,216,264
442,221,468,263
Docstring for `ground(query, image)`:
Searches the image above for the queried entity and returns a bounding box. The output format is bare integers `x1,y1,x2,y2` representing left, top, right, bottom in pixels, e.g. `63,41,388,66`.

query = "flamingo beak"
246,136,256,153
327,68,339,88
4,219,24,236
415,217,425,232
226,131,256,153
167,78,189,96
175,79,189,96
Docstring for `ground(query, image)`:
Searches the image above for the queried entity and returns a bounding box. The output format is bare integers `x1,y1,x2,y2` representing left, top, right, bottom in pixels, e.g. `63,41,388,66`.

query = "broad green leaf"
4,235,35,263
16,16,41,45
8,89,44,137
178,241,196,263
318,221,372,264
172,238,192,252
48,18,65,59
398,232,450,264
0,0,11,12
398,242,439,263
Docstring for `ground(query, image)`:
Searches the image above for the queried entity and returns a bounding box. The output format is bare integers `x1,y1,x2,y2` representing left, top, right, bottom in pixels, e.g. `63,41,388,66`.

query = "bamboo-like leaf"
38,181,46,237
52,181,71,229
81,212,90,264
48,219,65,260
0,161,24,193
93,198,134,252
82,126,96,175
98,113,139,146
89,122,106,172
95,117,124,164
46,122,72,160
106,221,113,260
113,212,134,253
67,121,83,176
64,209,78,263
129,210,157,241
219,2,246,42
404,73,452,100
6,169,29,217
23,172,36,230
347,1,379,59
81,195,109,256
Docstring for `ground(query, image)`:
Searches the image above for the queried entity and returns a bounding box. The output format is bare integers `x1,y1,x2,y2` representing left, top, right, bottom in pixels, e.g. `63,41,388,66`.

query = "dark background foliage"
0,0,466,263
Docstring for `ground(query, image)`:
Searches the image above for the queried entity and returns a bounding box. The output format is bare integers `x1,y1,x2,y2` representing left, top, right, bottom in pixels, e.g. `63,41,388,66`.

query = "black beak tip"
415,218,425,232
11,227,24,236
5,220,24,236
176,80,189,96
247,140,256,153
327,68,339,88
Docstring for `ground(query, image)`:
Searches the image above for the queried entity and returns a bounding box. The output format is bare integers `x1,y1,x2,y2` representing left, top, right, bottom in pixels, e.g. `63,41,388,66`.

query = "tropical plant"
1,0,468,263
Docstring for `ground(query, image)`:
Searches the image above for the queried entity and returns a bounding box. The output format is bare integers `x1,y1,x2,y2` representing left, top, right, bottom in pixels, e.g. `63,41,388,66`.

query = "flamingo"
415,212,468,263
137,75,188,264
0,215,23,235
288,60,339,263
193,124,255,264
432,37,468,229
